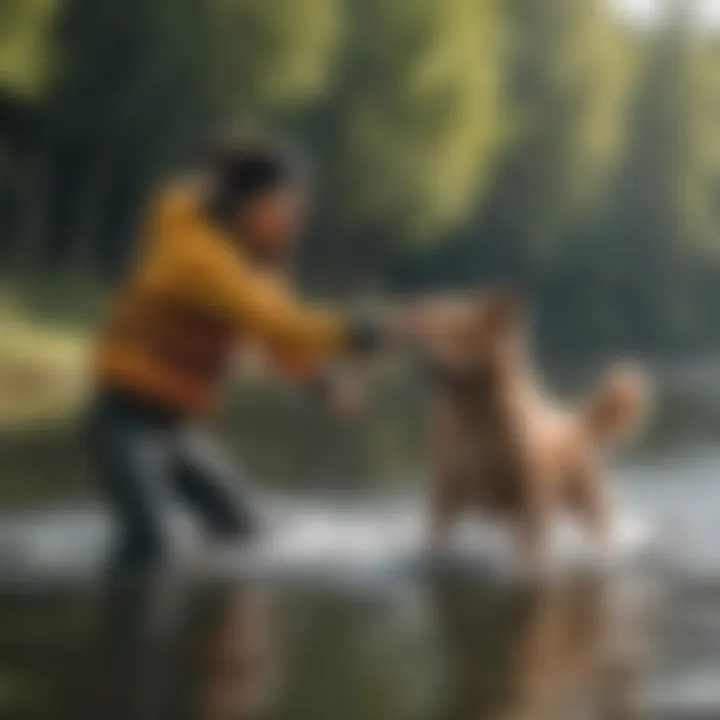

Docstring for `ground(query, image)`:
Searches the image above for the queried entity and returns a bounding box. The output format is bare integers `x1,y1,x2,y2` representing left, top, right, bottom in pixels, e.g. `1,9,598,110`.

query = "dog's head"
419,287,528,381
470,288,528,375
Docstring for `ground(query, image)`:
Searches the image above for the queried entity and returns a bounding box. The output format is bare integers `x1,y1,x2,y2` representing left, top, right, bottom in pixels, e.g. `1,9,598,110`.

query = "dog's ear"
482,287,526,334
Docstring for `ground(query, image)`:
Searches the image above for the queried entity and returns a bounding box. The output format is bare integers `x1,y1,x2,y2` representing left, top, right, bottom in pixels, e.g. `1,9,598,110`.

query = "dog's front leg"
517,483,553,573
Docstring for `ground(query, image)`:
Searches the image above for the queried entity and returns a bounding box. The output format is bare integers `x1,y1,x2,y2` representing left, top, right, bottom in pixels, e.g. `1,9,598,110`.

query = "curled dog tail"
582,365,651,446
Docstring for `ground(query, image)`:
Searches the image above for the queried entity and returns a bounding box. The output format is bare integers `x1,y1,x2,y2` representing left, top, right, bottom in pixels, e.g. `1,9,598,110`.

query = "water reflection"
75,575,276,720
429,573,653,720
187,583,276,720
0,567,660,720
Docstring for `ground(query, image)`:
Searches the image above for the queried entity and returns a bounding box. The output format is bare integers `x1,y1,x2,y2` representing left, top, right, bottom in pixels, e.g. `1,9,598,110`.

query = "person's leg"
86,395,175,572
172,428,259,541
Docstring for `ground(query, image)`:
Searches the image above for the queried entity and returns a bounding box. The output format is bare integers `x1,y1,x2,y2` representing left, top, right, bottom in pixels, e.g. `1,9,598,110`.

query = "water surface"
1,452,720,719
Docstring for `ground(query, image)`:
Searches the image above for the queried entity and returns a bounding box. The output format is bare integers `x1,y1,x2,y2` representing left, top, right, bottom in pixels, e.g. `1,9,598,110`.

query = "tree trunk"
71,150,109,278
14,143,52,278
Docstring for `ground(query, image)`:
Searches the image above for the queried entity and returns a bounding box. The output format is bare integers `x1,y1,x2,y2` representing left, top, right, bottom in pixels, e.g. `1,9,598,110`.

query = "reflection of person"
76,573,185,720
429,574,647,720
85,132,401,572
75,578,274,720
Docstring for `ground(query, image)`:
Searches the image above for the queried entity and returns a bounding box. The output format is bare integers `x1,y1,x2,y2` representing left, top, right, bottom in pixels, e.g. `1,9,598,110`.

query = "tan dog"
415,291,650,563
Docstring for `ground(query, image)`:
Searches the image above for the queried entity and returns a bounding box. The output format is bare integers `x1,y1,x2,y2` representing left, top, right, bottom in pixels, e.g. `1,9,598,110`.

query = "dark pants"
86,390,258,571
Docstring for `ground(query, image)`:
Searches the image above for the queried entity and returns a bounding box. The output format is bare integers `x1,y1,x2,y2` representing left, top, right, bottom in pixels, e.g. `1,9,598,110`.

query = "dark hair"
204,131,306,225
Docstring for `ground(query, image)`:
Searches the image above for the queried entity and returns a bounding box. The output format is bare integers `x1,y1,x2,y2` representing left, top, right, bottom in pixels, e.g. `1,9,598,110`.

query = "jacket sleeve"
178,243,349,360
266,340,323,381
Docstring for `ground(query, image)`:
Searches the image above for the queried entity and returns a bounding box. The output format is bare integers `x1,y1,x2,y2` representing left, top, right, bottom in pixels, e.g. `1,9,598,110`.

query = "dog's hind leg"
517,481,554,571
568,461,611,548
428,478,462,549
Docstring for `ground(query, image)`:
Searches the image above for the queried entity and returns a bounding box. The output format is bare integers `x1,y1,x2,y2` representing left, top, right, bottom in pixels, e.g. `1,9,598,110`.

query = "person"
86,132,397,573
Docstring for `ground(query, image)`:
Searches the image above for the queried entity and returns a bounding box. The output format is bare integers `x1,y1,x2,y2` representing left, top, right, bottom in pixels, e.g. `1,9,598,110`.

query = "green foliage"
567,7,720,353
302,0,502,291
209,0,341,113
1,0,720,354
12,0,348,275
0,0,58,101
475,0,635,270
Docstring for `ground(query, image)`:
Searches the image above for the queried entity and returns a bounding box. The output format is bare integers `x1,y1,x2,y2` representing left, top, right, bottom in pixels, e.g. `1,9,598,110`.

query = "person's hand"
324,371,365,421
306,367,365,420
391,294,478,346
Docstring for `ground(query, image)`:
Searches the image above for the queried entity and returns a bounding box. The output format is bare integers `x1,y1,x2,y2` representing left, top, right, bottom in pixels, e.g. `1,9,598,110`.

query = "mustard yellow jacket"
94,183,347,414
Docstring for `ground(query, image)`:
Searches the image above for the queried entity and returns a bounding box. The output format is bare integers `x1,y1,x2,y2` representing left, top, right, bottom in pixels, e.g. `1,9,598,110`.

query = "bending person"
86,133,397,573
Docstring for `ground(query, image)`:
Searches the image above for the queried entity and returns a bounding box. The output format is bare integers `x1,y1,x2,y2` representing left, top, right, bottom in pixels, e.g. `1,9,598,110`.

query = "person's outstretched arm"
177,244,388,361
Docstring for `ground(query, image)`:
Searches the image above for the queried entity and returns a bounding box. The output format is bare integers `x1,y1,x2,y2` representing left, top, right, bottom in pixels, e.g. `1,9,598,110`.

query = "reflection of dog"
418,290,650,561
430,575,646,720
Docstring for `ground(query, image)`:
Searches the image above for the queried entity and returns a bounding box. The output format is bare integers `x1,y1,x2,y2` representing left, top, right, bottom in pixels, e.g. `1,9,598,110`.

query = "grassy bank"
0,293,88,431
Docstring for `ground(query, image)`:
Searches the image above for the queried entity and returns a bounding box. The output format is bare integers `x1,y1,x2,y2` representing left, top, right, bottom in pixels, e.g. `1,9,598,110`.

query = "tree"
0,0,59,272
208,0,341,115
300,0,502,293
467,0,634,285
16,0,341,277
581,0,716,353
0,0,58,102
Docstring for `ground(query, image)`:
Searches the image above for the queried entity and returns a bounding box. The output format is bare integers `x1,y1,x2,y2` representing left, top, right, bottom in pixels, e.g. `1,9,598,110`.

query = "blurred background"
4,0,720,496
2,0,720,718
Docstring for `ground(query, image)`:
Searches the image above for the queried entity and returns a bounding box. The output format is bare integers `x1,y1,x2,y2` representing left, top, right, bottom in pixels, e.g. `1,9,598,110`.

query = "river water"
1,448,720,718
